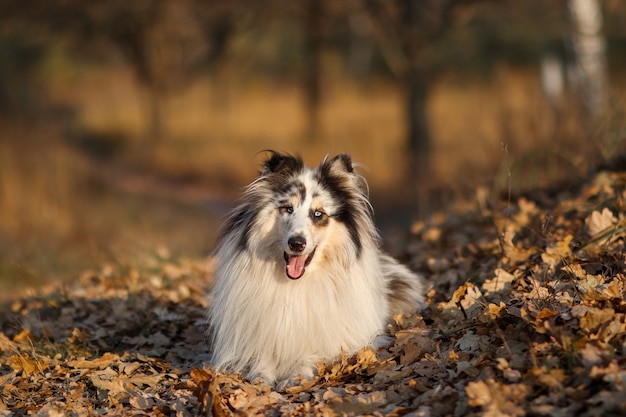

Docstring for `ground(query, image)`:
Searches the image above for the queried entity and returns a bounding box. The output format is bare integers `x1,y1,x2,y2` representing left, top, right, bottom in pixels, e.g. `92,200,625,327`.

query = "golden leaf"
486,302,507,319
542,234,573,269
535,308,558,321
578,308,614,332
67,352,121,370
502,226,535,264
12,329,34,343
466,380,491,407
8,354,47,376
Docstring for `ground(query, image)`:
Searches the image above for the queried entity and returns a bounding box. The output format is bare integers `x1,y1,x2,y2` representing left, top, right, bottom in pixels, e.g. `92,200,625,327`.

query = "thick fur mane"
208,151,425,384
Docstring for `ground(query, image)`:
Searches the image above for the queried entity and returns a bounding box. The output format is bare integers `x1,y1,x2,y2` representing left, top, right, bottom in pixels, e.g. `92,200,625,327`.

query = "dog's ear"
318,153,361,189
326,153,354,175
261,151,304,176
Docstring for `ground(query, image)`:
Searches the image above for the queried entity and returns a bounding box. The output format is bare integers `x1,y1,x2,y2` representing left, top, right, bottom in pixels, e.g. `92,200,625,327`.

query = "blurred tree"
304,0,323,140
567,0,607,121
0,2,51,117
1,0,621,169
0,0,234,143
106,0,167,143
363,0,483,198
101,0,226,143
0,35,46,117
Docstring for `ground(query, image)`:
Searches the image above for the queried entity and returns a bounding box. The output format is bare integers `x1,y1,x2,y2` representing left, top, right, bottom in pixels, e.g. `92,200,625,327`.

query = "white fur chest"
209,244,388,383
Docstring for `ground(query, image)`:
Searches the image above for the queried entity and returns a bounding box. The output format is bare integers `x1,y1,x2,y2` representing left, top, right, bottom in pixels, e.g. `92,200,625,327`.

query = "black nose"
288,236,307,253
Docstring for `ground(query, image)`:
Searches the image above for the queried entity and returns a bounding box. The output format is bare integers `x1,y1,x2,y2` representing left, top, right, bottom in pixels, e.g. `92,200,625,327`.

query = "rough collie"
208,151,425,385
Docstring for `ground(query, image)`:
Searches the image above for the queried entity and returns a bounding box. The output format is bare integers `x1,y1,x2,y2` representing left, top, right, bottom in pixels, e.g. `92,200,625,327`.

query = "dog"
207,151,425,385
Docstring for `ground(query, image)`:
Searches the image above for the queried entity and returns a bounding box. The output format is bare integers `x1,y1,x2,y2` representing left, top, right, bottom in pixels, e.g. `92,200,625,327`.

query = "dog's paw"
373,335,394,351
275,376,301,391
275,365,317,391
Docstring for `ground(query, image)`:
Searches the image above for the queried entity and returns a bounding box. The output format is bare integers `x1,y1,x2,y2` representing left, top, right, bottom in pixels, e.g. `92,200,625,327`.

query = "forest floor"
1,167,625,416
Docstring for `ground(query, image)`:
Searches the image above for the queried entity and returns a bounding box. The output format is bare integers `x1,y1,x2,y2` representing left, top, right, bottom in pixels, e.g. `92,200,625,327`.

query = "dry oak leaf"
8,353,48,376
89,367,127,395
541,234,573,269
129,393,155,410
589,360,626,386
579,343,604,368
595,314,626,345
501,226,535,264
482,268,516,295
571,305,615,332
575,274,615,302
67,352,121,369
514,198,540,227
495,358,522,383
456,331,482,353
328,390,388,416
466,379,527,417
438,282,483,318
530,367,566,392
486,302,507,319
0,332,16,352
585,208,617,237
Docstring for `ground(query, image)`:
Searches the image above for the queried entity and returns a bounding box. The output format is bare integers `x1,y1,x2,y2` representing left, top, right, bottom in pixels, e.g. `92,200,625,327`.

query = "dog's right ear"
261,151,304,176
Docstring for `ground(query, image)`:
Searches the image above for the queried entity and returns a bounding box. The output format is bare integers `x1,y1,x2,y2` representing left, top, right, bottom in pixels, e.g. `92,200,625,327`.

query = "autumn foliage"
1,168,626,416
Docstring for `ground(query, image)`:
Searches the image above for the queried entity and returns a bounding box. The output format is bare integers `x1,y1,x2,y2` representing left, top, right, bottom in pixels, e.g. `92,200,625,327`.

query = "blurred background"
1,0,625,296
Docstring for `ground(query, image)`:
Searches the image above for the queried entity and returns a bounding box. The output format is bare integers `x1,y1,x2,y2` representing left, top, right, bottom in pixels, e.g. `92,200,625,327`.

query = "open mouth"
283,247,316,280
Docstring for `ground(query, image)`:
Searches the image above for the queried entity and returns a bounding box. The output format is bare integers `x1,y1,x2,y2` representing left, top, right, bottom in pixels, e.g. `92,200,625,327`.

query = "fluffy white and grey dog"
208,151,425,385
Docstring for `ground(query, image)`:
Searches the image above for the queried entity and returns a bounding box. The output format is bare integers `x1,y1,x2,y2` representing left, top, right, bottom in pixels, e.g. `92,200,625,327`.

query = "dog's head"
259,151,374,280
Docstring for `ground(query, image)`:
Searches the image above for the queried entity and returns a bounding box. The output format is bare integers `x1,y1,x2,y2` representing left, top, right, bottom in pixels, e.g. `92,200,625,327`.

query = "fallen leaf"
577,307,614,332
67,352,121,370
486,302,507,319
438,282,483,318
580,343,604,368
541,234,573,269
585,208,616,237
129,393,155,410
482,268,516,294
466,379,527,416
8,353,47,376
456,332,481,352
2,168,626,416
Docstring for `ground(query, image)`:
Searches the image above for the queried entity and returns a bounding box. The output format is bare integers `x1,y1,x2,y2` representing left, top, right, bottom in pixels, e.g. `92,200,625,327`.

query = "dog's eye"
311,210,329,225
279,205,294,215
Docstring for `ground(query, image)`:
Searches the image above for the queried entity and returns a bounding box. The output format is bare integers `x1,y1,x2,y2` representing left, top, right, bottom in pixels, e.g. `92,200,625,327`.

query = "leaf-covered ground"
1,169,626,416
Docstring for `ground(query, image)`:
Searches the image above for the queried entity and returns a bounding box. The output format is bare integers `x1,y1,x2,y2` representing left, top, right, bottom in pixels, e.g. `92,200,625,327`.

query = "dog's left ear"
326,153,354,175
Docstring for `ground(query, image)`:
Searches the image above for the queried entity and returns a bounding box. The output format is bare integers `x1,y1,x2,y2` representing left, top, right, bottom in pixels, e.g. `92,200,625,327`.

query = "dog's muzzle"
284,236,316,280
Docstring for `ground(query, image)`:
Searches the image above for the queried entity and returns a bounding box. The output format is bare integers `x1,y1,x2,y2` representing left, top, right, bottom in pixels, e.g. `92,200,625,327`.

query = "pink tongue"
286,255,307,279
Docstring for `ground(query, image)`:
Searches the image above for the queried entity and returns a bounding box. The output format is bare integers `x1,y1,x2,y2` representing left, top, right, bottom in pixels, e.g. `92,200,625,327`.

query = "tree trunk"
303,0,322,140
568,0,607,120
401,0,432,194
147,84,164,143
405,68,432,184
